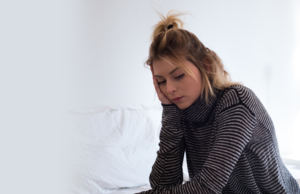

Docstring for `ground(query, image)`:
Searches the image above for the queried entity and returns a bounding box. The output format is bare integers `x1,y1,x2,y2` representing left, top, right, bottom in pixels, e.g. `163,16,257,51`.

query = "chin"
176,102,189,110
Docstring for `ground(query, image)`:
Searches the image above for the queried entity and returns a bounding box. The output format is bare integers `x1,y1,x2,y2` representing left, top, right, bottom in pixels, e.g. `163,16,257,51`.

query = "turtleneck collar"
176,87,221,123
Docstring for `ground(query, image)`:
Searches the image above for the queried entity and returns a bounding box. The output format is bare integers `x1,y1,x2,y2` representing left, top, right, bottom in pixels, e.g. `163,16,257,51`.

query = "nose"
166,80,177,94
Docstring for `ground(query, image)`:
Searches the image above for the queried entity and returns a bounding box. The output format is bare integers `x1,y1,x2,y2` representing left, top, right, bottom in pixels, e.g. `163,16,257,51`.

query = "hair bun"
150,10,188,41
167,24,173,30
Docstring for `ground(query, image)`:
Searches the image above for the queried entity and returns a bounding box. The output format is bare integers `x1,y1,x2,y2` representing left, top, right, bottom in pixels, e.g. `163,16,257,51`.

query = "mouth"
172,96,183,102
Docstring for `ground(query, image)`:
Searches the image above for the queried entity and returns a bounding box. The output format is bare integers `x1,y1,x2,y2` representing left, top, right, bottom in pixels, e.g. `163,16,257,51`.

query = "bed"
69,103,300,194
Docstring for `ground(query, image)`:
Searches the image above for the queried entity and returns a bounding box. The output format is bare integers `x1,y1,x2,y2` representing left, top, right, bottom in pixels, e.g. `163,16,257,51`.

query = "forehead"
152,56,199,80
152,57,182,74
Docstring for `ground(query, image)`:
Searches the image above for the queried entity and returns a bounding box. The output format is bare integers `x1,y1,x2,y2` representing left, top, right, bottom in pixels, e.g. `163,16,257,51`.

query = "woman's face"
152,56,202,109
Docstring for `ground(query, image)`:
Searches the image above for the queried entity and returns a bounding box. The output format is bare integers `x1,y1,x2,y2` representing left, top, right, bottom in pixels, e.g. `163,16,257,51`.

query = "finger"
150,65,154,76
152,76,160,93
153,77,163,96
151,67,157,85
153,76,158,90
151,68,164,97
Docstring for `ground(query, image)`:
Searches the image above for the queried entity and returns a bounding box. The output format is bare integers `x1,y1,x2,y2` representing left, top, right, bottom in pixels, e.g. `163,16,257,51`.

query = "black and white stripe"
136,85,300,194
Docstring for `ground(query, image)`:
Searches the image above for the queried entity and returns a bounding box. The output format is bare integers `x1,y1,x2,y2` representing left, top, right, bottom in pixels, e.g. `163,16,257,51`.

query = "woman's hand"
150,65,173,105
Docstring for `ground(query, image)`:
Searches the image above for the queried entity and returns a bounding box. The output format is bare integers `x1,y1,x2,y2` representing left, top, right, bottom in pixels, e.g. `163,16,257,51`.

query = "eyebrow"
154,67,180,77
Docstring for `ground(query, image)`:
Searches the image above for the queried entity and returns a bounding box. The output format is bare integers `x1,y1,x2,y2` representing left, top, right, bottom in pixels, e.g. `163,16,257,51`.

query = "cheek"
160,85,168,95
183,77,195,86
160,85,171,99
185,77,201,91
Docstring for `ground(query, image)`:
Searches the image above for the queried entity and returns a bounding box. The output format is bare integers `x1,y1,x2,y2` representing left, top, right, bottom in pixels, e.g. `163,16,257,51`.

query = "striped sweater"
136,85,300,194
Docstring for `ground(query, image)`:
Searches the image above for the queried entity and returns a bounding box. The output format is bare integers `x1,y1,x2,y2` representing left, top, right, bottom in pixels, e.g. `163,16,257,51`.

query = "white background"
0,0,299,193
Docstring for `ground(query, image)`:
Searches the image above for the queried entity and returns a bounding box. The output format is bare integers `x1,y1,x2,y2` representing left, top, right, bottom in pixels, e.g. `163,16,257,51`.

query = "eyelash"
157,74,185,85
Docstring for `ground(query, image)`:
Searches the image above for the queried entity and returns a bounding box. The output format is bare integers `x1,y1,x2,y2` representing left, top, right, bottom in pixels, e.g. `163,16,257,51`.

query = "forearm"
149,136,185,189
136,173,217,194
149,104,185,190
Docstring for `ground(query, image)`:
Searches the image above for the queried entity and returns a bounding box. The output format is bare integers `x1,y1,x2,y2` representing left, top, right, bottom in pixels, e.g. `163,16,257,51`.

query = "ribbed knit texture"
136,85,300,194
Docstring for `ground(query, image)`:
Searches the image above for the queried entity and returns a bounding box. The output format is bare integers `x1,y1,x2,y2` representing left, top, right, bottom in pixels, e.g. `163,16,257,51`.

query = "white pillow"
68,103,189,194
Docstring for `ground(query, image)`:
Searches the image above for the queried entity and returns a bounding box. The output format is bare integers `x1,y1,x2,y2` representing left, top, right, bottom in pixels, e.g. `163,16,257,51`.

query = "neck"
177,87,221,123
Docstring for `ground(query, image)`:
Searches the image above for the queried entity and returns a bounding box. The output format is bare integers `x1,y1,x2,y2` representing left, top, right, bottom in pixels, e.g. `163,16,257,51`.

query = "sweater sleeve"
135,103,257,194
140,103,185,192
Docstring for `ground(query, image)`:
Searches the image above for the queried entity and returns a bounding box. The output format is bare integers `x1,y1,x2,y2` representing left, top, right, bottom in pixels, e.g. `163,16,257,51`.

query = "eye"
157,74,185,85
157,80,166,85
175,74,185,79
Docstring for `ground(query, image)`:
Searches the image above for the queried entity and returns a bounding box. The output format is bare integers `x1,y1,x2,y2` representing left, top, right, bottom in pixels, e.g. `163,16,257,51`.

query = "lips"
172,96,183,101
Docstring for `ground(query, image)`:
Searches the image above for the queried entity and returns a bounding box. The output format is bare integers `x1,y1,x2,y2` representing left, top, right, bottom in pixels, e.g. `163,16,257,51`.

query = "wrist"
161,103,177,113
162,103,180,121
161,103,174,106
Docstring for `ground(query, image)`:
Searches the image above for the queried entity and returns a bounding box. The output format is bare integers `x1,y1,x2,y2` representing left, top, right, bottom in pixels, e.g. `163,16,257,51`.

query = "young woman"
136,11,300,194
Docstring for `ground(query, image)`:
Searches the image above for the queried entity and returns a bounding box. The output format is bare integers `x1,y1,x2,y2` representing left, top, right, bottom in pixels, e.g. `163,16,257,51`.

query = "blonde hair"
144,10,242,104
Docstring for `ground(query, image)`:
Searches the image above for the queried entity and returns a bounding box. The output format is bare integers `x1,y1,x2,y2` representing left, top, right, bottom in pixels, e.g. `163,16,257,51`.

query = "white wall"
0,1,77,194
1,0,299,193
67,0,300,159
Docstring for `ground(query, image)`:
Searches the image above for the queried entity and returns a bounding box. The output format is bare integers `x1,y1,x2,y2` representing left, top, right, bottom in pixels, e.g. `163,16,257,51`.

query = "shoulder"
216,84,257,116
214,85,258,129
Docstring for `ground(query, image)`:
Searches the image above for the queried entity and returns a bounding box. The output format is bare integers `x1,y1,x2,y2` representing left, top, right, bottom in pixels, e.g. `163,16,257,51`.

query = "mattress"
111,185,152,194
